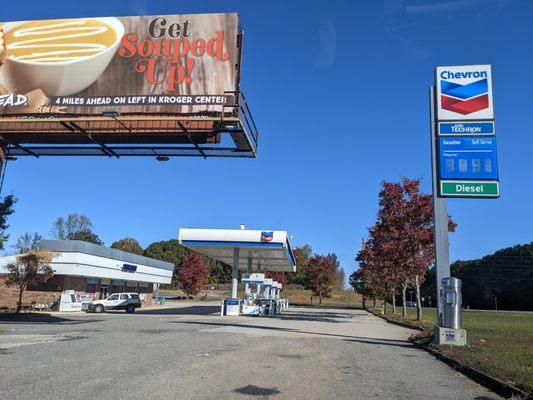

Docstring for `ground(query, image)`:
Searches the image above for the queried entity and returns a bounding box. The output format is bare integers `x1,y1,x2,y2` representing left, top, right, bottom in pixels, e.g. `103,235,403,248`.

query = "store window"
125,281,138,292
138,282,149,293
85,277,98,293
111,279,125,293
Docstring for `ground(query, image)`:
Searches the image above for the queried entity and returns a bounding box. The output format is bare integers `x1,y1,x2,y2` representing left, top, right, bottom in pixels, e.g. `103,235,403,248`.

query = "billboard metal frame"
2,91,258,159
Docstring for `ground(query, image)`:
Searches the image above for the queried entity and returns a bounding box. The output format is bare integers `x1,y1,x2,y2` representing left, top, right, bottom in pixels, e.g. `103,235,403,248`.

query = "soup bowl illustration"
0,17,124,97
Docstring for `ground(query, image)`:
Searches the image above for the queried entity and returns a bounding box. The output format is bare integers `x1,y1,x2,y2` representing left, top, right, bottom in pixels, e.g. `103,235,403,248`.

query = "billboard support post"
0,146,6,195
430,86,451,327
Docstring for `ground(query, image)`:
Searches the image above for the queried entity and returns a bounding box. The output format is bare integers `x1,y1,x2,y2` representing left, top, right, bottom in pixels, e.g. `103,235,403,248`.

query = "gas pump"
276,283,286,312
241,273,264,315
271,281,279,316
260,278,273,317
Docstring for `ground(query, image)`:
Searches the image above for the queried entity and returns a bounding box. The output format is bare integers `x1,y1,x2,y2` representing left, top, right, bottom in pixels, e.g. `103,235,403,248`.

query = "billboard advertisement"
0,13,240,116
435,65,493,121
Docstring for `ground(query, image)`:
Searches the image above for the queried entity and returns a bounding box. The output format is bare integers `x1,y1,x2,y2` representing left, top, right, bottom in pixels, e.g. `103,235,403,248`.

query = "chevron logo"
440,78,489,115
261,231,273,242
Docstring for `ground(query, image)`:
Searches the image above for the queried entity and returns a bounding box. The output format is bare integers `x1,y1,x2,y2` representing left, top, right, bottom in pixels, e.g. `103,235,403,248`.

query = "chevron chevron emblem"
440,78,489,115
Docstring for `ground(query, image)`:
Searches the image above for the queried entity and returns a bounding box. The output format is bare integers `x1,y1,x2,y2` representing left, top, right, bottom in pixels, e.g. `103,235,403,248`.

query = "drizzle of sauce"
6,18,117,63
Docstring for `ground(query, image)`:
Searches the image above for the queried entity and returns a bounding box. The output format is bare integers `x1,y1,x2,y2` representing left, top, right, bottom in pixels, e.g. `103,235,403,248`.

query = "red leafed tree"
305,254,337,304
266,271,288,286
177,252,210,296
357,178,456,320
356,232,396,314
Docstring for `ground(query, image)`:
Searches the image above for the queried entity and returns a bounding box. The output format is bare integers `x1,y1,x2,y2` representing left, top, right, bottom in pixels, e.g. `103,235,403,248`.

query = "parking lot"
0,303,500,400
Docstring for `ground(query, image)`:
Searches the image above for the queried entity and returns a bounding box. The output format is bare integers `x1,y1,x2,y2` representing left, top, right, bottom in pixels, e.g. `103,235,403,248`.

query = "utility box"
438,277,467,346
442,277,462,329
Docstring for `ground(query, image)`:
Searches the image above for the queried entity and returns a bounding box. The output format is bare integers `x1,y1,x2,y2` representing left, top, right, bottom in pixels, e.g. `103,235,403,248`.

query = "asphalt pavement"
0,303,502,400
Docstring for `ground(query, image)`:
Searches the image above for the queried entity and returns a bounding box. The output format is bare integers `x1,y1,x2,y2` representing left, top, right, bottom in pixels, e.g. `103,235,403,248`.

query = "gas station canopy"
178,228,296,273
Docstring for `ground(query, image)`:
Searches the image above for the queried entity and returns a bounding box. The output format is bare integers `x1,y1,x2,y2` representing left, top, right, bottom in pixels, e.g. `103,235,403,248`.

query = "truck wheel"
125,305,135,313
94,304,104,313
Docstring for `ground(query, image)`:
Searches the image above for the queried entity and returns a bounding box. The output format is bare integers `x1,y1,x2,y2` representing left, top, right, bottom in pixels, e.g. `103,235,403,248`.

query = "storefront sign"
122,263,138,272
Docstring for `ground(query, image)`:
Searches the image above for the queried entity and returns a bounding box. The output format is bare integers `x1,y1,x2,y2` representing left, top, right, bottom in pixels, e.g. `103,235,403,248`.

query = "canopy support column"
231,248,240,298
153,283,160,304
245,256,253,295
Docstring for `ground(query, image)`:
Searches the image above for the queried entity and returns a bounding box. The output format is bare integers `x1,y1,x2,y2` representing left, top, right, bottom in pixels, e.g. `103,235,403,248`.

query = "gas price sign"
435,65,499,198
439,137,498,180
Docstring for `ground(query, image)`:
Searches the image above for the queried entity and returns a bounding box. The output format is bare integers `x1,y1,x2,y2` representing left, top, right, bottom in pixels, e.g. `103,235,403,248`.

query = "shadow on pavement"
278,311,356,323
0,314,103,325
290,303,363,310
133,305,220,316
172,320,414,348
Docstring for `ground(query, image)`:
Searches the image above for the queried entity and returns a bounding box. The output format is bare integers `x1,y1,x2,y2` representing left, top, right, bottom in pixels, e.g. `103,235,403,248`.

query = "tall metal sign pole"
429,85,450,326
431,65,498,346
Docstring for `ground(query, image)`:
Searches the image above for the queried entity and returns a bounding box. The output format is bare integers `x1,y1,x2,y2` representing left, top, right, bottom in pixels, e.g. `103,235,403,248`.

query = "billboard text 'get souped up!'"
0,13,240,116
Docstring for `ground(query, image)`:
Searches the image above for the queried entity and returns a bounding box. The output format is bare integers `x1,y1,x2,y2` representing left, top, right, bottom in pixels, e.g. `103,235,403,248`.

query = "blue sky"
2,0,532,280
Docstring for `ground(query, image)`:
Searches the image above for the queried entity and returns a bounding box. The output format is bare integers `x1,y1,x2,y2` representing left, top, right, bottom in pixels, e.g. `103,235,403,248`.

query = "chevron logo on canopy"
440,78,488,115
261,231,273,242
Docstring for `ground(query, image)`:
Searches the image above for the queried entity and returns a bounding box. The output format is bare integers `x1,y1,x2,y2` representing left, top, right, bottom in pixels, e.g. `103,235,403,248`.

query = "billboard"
0,13,240,116
435,65,493,121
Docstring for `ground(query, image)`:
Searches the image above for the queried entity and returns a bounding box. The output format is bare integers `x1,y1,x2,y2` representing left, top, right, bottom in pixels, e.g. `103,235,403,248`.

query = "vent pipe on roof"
240,224,246,230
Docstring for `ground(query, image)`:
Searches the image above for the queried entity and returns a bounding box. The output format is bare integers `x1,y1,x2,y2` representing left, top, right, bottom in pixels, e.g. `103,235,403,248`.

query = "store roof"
40,240,174,271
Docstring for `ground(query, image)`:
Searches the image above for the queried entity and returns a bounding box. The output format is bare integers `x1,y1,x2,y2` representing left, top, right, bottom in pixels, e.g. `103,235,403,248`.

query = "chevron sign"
436,65,493,120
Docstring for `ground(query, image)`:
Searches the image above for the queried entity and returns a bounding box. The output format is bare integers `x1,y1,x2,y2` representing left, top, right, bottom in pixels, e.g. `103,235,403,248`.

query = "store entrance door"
99,285,109,299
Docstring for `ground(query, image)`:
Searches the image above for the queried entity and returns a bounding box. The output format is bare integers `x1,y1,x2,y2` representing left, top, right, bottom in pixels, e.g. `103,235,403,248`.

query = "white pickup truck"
85,293,142,313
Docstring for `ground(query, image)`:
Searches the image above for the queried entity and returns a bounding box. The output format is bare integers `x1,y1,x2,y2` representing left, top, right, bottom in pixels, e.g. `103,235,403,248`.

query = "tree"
177,252,210,295
0,195,17,251
305,253,337,304
356,178,456,319
266,271,288,286
144,239,232,286
14,232,42,254
51,213,93,240
349,269,369,308
356,238,393,314
111,237,143,255
207,259,232,284
288,244,312,285
334,267,346,290
69,229,104,245
447,242,532,311
5,251,53,313
144,239,188,285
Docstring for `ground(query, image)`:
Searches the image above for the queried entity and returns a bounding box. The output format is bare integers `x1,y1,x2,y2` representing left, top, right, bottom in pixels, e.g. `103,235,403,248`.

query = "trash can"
441,277,462,329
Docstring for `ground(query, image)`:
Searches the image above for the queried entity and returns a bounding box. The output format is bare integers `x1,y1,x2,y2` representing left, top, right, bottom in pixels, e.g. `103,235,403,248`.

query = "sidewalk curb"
411,340,532,400
363,308,532,399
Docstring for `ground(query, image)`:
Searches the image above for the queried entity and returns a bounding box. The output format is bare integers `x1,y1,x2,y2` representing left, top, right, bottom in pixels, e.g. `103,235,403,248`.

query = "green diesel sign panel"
440,180,499,197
